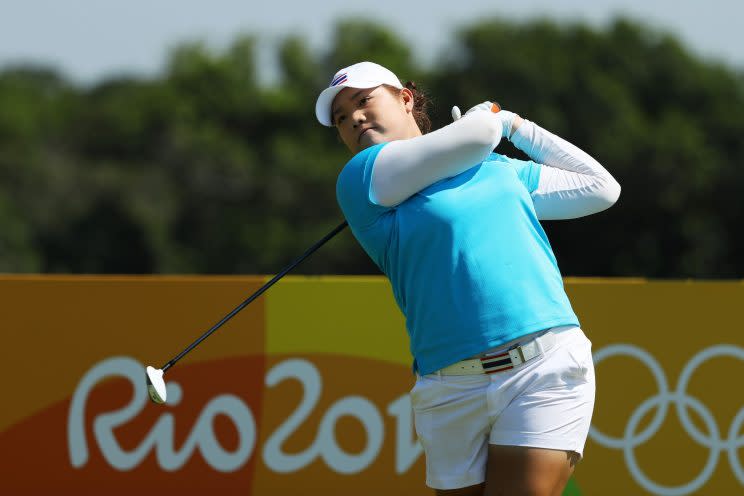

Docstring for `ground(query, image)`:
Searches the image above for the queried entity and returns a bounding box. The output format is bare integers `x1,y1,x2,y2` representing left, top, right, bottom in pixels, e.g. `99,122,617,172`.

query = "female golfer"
316,61,620,495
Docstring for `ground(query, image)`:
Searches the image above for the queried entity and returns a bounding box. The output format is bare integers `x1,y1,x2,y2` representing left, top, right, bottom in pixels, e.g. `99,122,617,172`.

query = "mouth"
358,127,376,142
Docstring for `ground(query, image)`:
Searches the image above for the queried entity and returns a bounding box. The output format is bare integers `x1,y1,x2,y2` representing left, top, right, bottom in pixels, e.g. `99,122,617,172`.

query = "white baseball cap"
315,61,403,127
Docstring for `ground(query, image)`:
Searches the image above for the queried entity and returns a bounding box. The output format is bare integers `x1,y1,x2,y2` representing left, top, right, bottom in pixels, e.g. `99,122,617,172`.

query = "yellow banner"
1,276,742,495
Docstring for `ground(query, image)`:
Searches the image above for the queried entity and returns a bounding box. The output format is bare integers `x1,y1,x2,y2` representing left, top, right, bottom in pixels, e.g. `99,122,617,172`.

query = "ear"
400,87,415,113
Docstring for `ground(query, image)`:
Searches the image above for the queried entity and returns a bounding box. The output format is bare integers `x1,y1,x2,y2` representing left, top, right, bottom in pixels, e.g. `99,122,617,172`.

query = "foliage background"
1,18,742,277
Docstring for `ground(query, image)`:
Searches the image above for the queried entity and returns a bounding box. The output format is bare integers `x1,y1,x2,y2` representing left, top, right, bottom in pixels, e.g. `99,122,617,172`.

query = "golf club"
145,220,348,404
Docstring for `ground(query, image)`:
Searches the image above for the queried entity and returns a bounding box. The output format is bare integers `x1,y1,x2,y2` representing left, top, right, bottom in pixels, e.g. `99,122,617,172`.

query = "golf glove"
451,101,518,139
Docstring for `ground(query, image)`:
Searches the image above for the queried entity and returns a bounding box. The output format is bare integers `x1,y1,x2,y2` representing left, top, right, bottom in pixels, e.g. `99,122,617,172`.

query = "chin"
359,133,385,151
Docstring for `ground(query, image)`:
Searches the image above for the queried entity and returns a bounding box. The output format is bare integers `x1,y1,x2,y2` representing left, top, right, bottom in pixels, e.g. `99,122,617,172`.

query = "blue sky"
1,0,741,85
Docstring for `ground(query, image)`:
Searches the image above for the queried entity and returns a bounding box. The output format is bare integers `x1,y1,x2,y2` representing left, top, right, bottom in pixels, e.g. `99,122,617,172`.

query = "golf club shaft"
161,220,349,373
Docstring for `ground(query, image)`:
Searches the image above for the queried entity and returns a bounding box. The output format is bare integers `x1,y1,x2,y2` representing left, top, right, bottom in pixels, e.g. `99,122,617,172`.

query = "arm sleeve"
510,120,621,220
370,110,504,207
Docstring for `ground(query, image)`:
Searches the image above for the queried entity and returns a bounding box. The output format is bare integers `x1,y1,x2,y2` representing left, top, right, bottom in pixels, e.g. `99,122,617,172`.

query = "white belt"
436,330,559,375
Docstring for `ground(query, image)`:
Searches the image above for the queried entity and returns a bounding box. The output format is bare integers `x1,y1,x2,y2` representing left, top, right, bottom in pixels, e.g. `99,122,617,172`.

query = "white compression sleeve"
510,120,621,220
371,111,503,207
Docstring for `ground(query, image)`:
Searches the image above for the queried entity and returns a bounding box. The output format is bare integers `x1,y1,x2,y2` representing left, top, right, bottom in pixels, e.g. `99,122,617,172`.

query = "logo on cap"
330,73,348,87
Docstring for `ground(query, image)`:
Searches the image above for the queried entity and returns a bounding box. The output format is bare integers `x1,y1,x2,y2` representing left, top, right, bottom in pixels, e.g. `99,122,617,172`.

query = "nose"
351,109,367,128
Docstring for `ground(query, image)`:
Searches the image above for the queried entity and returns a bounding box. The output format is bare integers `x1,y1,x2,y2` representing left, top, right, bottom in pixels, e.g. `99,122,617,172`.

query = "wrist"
508,115,524,139
497,110,519,139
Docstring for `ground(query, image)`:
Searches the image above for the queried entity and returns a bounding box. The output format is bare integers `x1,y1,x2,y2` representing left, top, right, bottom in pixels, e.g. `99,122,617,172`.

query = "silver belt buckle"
508,339,541,366
508,346,525,365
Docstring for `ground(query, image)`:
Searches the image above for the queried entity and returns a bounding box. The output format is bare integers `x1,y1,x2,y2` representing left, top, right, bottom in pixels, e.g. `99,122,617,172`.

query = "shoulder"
335,143,392,230
483,152,542,192
483,152,519,165
338,143,388,180
336,143,389,199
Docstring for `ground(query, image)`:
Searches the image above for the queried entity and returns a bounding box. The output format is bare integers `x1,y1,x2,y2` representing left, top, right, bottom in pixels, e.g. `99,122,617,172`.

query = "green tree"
0,18,742,277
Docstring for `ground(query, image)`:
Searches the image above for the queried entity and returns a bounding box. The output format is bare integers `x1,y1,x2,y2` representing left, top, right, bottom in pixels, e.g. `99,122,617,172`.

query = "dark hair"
401,81,432,134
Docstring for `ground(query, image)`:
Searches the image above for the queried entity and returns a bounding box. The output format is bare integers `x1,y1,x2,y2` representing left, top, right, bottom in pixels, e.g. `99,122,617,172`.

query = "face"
331,85,419,154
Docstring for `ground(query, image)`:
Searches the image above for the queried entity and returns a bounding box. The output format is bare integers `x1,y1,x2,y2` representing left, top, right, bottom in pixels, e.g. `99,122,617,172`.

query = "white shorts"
410,326,595,490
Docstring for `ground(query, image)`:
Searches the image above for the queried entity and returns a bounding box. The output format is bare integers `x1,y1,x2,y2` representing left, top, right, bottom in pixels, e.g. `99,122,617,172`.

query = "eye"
336,115,346,126
359,96,370,106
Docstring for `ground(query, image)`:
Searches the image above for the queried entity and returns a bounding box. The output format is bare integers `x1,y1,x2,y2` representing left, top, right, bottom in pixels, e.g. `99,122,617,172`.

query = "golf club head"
145,366,167,404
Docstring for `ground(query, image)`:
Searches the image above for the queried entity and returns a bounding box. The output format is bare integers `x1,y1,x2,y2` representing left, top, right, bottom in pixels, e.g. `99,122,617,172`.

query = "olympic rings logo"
589,344,744,496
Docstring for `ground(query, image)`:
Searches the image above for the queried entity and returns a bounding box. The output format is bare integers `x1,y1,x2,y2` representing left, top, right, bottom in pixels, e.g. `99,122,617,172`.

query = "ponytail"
402,81,432,134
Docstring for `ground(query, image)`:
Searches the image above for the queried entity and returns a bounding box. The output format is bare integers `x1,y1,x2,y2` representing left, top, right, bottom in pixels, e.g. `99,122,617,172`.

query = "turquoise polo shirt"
336,142,579,375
